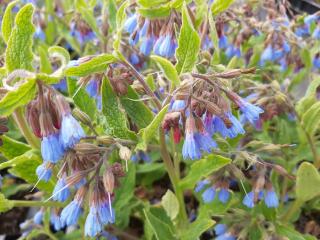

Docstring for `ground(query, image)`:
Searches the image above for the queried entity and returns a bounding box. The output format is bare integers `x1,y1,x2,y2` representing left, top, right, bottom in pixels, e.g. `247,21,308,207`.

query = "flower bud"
96,135,115,145
119,145,131,161
72,108,92,126
74,143,102,155
103,169,115,193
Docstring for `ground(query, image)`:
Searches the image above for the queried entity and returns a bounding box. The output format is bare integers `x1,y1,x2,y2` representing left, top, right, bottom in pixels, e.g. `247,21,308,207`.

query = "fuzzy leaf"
0,135,31,159
1,0,19,43
144,208,176,240
0,193,13,213
138,5,171,19
0,79,36,116
175,5,201,75
5,4,35,73
161,190,179,220
119,86,154,128
179,154,231,190
101,77,137,140
137,0,168,8
301,101,320,136
113,1,129,51
181,216,215,240
296,162,320,202
211,0,234,15
65,54,117,77
151,55,180,87
136,105,169,151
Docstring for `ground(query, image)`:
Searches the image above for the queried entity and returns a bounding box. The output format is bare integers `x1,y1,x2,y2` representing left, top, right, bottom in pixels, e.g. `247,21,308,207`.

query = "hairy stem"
12,107,40,149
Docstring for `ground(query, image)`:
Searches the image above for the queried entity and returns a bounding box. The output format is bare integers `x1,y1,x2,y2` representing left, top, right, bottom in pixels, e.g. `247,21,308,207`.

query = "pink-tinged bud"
173,126,181,144
39,112,57,137
103,169,115,193
26,101,42,138
185,115,196,135
111,163,125,177
56,95,71,116
74,185,88,202
45,91,61,129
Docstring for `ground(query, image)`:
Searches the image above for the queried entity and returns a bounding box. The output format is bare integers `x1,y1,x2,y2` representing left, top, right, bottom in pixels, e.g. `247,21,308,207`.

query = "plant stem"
12,200,65,208
281,199,303,222
12,107,40,149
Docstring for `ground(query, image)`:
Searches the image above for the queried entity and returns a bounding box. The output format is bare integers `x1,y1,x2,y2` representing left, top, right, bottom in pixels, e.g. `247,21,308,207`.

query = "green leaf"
137,0,168,8
0,79,36,116
67,77,96,119
107,0,117,32
0,150,55,192
161,190,179,220
301,101,320,136
65,54,117,77
296,162,320,202
48,46,70,67
101,77,136,140
138,5,171,19
194,0,208,28
180,216,215,240
144,208,176,240
211,0,234,15
0,135,31,159
113,1,129,51
1,0,19,44
151,55,180,87
136,105,169,151
119,86,154,128
38,45,53,74
0,193,13,213
179,154,231,190
175,5,201,75
300,48,312,69
146,74,156,91
276,224,305,240
5,4,35,73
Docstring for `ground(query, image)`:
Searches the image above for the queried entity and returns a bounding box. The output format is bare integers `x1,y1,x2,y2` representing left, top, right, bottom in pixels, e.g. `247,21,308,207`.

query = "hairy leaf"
0,193,13,213
181,216,215,240
161,190,179,220
211,0,234,15
0,135,31,159
151,55,180,87
1,0,19,43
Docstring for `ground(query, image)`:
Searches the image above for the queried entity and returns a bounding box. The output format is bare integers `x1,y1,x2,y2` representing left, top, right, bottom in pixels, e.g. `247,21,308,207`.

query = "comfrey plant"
1,0,320,239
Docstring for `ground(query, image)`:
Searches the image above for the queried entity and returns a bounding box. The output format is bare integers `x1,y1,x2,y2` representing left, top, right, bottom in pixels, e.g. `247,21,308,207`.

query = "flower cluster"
124,13,178,58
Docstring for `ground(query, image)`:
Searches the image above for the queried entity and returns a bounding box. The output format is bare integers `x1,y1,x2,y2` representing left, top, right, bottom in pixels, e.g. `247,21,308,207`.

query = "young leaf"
67,77,96,119
0,79,37,117
1,0,19,43
296,162,320,202
138,5,171,19
161,190,180,221
175,5,201,75
101,77,137,140
180,216,215,240
179,154,231,190
0,135,31,159
136,105,169,151
5,4,35,73
211,0,235,15
65,54,117,77
151,55,180,87
119,86,154,128
301,101,320,136
0,193,14,213
38,44,53,74
144,209,176,240
113,1,129,51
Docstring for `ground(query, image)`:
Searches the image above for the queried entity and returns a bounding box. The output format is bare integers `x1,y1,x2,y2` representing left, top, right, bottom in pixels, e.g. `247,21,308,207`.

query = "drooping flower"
85,207,103,237
260,44,274,65
182,116,201,160
36,162,53,182
313,55,320,68
195,179,210,193
202,186,216,203
33,210,44,225
214,224,227,236
242,191,255,208
235,98,264,125
170,99,186,111
131,151,151,163
304,14,319,26
218,35,228,49
35,25,45,41
41,133,64,163
130,53,140,65
158,34,176,58
218,188,231,203
50,211,64,231
312,25,320,39
52,176,70,202
140,35,154,56
124,14,138,34
194,131,217,153
264,188,279,208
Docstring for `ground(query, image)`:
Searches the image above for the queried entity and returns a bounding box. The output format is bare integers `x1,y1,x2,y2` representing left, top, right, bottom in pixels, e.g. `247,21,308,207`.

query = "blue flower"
218,35,228,49
226,113,245,138
124,14,137,34
60,200,83,226
282,41,291,53
53,79,67,92
41,133,64,163
85,207,103,237
100,231,118,240
153,36,165,55
195,179,210,193
100,202,115,224
50,212,64,231
304,14,318,26
242,191,255,208
194,132,217,152
170,99,186,111
86,79,99,98
264,189,279,208
313,56,320,68
202,187,216,203
52,177,70,202
130,53,140,65
218,188,230,203
60,113,85,149
129,32,139,46
35,26,45,41
159,34,175,58
202,36,213,50
214,224,227,236
33,210,43,225
131,151,151,163
182,132,201,160
140,35,154,56
36,163,52,182
295,25,310,37
237,99,264,125
260,44,274,65
139,20,149,38
312,26,320,39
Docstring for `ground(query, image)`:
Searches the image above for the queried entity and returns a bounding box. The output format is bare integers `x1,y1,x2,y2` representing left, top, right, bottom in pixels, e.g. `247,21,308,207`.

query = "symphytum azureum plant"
0,0,320,239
